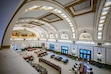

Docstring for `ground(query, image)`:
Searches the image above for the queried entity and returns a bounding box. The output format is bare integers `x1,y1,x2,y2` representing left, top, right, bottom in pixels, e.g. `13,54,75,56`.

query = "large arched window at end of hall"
79,33,92,41
50,33,54,39
61,33,69,39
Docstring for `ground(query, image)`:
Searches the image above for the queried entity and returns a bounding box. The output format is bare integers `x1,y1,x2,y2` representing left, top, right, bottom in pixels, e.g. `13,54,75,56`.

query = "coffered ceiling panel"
53,0,77,6
65,0,97,17
39,12,63,23
73,0,91,11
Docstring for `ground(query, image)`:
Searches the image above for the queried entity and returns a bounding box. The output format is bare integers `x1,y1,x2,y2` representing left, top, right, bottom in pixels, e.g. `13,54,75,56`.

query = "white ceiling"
52,20,70,31
41,25,53,33
73,0,91,11
11,0,111,41
74,13,94,31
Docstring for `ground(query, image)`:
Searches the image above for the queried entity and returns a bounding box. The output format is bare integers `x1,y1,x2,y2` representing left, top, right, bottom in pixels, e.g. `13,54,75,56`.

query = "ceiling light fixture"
101,11,109,15
98,36,102,39
104,1,111,6
98,27,102,31
72,29,75,32
103,7,110,11
100,16,106,20
99,19,105,23
47,6,54,10
28,5,40,10
98,32,102,36
99,24,104,26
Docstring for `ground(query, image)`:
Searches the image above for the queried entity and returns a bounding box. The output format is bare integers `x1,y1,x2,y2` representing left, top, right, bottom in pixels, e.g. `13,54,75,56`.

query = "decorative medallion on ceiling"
39,12,63,23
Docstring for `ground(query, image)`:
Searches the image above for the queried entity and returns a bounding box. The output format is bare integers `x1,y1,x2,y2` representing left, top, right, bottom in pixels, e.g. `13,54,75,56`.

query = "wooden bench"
39,58,61,74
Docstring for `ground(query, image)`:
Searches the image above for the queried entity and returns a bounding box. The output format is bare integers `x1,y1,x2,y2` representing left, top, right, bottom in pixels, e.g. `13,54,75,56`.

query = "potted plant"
97,58,102,62
97,58,102,68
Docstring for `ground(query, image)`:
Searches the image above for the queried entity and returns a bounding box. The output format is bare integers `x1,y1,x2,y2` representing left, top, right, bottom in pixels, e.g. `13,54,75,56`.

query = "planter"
98,63,102,68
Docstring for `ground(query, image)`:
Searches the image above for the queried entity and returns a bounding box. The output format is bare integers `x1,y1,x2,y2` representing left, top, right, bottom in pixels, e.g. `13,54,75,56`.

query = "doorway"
50,44,54,50
61,46,68,55
79,49,91,61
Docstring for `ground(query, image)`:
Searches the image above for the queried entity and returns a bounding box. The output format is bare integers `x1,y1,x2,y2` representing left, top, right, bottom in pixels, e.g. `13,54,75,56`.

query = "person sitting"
72,65,79,74
72,67,74,71
74,65,77,68
64,59,68,64
50,54,55,58
58,57,63,61
55,56,59,60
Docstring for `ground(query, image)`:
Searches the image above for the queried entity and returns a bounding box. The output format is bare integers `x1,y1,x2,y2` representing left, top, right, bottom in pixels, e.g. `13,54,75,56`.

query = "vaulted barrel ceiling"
7,0,111,42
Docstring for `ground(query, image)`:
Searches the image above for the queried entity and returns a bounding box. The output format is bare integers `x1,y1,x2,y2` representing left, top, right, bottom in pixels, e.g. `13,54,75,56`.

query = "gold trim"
65,0,86,8
53,0,77,7
74,11,92,16
1,45,10,49
92,0,97,12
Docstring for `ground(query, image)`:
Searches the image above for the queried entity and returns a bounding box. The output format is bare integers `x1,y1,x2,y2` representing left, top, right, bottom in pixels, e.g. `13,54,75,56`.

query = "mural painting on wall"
11,30,36,38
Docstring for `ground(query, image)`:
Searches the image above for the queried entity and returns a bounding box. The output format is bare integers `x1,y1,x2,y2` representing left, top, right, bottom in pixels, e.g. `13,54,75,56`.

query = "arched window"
50,33,54,38
61,33,69,39
79,33,92,41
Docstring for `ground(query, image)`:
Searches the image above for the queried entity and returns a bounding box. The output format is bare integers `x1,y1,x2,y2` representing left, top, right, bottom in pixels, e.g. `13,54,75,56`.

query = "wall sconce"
97,52,102,57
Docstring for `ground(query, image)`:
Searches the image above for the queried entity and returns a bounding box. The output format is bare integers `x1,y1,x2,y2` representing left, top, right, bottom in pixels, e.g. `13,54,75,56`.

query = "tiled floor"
33,51,111,74
39,62,59,74
19,49,111,74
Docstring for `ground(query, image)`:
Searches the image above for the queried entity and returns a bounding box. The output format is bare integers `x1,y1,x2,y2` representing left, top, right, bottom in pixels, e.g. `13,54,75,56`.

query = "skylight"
100,16,106,20
103,7,110,11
